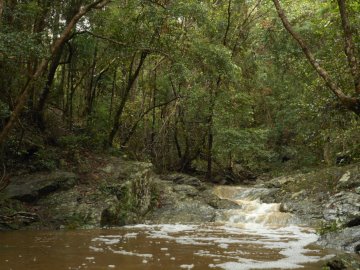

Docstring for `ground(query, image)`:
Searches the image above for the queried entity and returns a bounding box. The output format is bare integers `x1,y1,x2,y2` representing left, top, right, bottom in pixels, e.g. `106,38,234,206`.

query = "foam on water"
87,186,333,269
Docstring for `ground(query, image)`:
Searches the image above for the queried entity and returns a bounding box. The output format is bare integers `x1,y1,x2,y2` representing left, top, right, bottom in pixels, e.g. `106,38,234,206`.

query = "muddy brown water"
0,186,336,270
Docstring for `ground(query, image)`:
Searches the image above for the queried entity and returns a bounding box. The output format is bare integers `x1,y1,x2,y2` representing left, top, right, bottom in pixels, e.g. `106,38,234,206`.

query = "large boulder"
325,254,360,270
3,171,78,202
336,170,360,190
323,192,360,227
161,173,203,187
148,199,216,223
145,181,217,223
318,226,360,254
36,187,118,229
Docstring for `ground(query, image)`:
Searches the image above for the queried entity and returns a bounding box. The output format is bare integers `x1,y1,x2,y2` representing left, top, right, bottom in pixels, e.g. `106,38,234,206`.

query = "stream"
0,186,334,270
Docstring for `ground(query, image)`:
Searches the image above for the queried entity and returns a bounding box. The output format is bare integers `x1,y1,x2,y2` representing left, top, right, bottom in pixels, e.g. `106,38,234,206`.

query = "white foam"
124,233,138,238
89,246,103,252
91,237,120,245
180,264,194,269
97,186,333,269
109,247,153,258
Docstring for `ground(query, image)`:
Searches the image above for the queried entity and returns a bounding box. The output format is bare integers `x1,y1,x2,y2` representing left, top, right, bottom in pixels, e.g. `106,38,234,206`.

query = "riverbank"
0,154,359,268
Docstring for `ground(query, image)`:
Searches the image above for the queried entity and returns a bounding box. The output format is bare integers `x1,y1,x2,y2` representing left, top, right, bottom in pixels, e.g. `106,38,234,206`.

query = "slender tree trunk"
0,0,4,23
69,68,76,130
150,71,157,156
337,0,360,94
206,85,216,181
36,44,65,130
206,0,232,180
59,64,66,115
323,136,333,166
108,51,148,147
109,69,117,120
0,0,111,146
86,44,98,120
272,0,360,115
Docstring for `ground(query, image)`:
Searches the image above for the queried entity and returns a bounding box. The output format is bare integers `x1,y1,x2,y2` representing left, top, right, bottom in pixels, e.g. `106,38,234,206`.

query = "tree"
272,0,360,115
0,0,111,146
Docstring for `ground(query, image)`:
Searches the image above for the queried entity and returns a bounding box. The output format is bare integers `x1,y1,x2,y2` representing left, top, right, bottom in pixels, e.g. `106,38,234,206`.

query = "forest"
0,0,359,180
1,1,360,269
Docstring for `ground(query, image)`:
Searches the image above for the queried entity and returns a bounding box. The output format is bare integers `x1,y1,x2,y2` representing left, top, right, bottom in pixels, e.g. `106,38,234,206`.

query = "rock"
279,200,323,224
99,159,153,181
325,254,360,270
147,199,216,223
0,212,39,230
161,173,203,187
37,188,119,229
291,189,307,199
145,181,217,223
100,204,137,227
258,188,280,203
318,226,360,253
3,171,78,202
263,176,296,188
173,185,199,197
323,192,360,227
337,171,360,190
199,189,241,209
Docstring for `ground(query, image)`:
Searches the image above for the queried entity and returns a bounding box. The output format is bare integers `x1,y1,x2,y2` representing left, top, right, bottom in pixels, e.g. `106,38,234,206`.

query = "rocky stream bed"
0,157,359,269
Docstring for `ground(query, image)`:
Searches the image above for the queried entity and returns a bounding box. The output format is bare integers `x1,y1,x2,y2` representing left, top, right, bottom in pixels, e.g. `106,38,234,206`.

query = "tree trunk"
0,0,4,23
108,51,148,147
272,0,360,115
36,44,65,130
86,44,98,119
337,0,360,94
206,86,216,181
323,136,333,166
0,0,111,146
109,69,117,120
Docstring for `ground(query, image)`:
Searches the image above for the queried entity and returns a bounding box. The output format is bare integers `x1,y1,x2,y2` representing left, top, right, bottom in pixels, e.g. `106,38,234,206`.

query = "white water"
0,186,334,270
214,186,297,226
89,186,333,269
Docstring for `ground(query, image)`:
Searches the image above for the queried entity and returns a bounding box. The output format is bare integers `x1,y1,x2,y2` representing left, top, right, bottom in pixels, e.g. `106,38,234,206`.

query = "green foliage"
30,148,58,172
64,212,91,230
316,221,341,236
2,0,359,178
0,100,10,119
58,134,93,149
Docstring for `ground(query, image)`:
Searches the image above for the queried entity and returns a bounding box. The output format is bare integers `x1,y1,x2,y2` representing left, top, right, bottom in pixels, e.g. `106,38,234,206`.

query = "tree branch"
272,0,360,115
0,0,111,146
337,0,360,93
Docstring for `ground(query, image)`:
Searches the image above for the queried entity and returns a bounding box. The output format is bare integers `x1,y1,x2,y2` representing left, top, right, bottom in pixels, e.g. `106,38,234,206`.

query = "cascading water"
213,186,296,226
209,186,334,269
0,185,334,270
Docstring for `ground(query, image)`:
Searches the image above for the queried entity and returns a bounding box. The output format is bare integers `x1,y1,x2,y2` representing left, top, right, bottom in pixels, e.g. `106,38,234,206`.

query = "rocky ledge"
0,157,359,268
256,164,360,256
0,157,236,230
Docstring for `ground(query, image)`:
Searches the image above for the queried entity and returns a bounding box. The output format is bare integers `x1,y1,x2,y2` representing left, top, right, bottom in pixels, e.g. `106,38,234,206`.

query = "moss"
316,220,342,236
0,198,26,216
280,166,350,196
63,212,91,230
99,169,161,227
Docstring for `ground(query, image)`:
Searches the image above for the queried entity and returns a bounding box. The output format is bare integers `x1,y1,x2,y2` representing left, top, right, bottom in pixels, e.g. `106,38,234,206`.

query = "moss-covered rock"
3,171,78,202
258,163,360,253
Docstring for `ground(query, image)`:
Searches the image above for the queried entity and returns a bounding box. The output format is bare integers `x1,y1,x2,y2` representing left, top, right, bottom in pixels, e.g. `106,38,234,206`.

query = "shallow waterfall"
0,185,334,270
213,186,296,226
